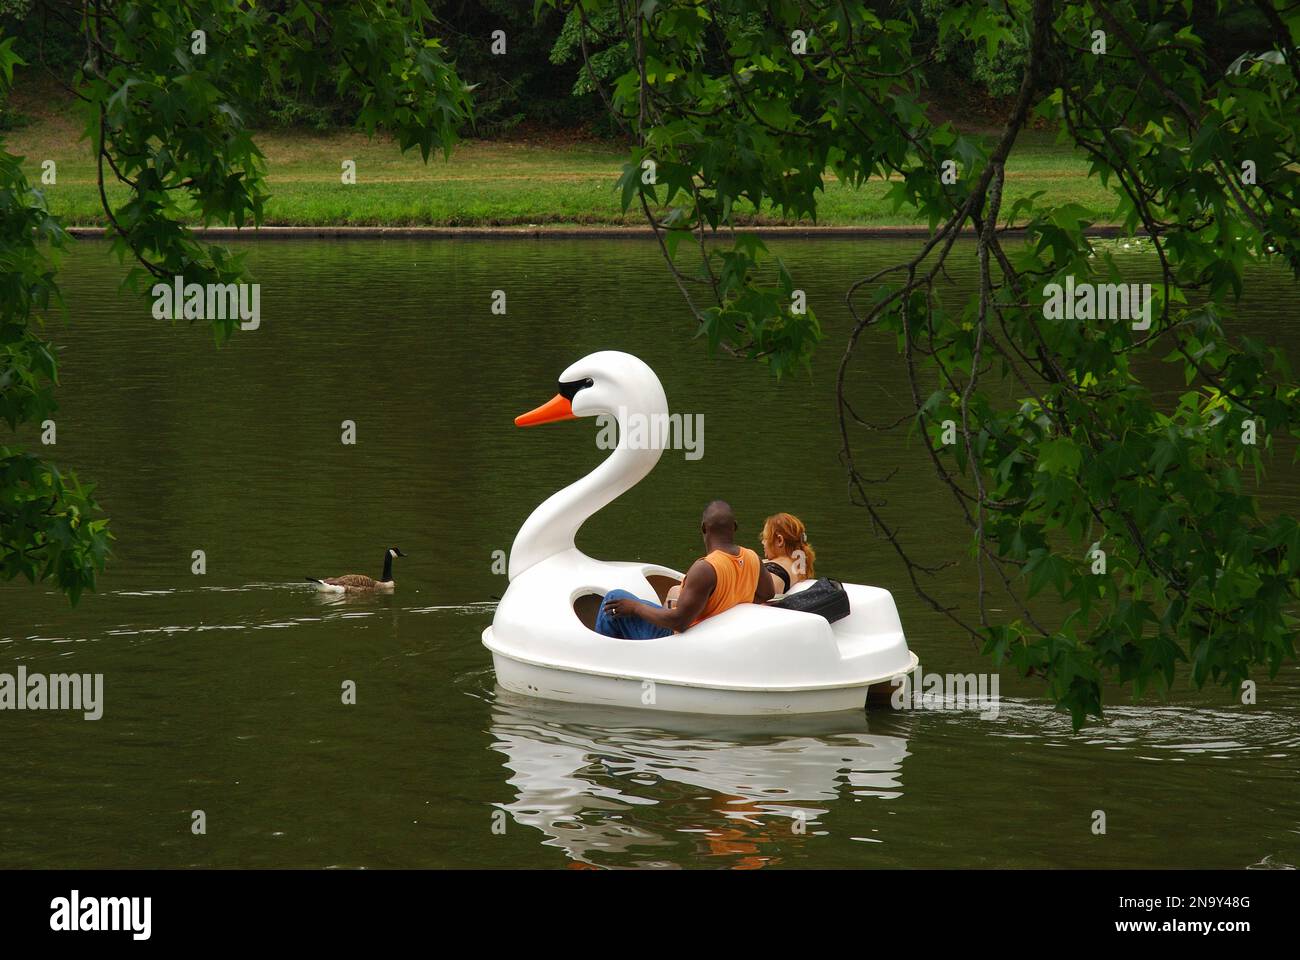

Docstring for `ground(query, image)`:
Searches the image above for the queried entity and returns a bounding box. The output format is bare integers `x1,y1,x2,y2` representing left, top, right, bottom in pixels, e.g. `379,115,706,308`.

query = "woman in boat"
664,511,815,609
759,513,816,597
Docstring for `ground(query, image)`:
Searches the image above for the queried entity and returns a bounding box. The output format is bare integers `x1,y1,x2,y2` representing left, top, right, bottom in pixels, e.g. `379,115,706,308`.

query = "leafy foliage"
0,130,109,602
0,1,471,603
546,0,1300,725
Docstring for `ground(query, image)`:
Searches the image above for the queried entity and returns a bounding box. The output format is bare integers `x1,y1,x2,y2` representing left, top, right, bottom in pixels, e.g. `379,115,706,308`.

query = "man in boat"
595,500,775,639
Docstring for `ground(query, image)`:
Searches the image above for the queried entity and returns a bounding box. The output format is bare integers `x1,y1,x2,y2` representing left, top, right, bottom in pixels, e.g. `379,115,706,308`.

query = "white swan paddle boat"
481,351,918,715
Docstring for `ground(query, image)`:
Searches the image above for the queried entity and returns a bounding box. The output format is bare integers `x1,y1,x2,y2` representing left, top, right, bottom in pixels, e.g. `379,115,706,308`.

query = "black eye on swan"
558,377,594,400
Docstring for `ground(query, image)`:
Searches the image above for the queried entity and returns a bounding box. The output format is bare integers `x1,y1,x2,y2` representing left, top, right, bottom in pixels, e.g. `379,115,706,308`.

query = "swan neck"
508,405,665,579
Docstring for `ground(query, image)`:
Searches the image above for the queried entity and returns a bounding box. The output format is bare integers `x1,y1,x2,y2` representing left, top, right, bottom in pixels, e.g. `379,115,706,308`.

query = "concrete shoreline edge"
64,223,1134,241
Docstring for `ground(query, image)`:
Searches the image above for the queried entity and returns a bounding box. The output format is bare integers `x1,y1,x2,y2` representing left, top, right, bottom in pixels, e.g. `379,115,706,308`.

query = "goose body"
482,351,917,716
308,548,405,593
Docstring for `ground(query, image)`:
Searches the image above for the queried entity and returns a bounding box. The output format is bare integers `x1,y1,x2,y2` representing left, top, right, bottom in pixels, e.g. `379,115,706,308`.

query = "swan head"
506,352,669,580
514,351,666,427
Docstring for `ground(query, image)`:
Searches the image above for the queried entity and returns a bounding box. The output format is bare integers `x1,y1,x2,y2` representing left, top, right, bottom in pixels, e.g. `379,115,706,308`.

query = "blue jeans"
594,588,673,639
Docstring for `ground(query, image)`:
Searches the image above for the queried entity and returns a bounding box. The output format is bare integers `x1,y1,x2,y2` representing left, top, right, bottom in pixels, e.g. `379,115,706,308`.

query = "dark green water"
1,237,1297,869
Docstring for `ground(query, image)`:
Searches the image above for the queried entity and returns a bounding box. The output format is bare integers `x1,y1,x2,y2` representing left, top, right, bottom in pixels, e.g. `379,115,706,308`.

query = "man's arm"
604,559,716,633
753,560,776,603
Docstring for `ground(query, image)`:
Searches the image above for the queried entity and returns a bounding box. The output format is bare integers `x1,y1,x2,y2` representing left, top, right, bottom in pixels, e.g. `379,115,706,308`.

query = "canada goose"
307,548,406,593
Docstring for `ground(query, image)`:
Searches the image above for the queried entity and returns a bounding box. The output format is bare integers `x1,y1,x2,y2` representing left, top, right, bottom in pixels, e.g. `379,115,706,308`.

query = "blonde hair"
762,513,815,578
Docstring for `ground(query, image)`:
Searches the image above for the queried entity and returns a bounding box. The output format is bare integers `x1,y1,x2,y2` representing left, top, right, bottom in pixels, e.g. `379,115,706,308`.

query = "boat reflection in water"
486,690,913,869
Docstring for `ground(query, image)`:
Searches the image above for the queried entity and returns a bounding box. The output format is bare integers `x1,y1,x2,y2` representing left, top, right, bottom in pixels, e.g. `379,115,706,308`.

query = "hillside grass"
1,92,1115,228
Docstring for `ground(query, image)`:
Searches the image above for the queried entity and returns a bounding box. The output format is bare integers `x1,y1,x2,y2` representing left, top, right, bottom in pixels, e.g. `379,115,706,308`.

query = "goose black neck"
381,552,393,582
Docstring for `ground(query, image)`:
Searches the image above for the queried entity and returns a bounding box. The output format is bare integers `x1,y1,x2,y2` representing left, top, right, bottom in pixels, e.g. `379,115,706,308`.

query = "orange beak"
515,393,576,427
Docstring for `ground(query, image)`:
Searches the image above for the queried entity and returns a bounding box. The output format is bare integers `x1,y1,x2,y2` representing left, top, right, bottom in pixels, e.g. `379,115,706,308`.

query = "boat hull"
486,639,919,716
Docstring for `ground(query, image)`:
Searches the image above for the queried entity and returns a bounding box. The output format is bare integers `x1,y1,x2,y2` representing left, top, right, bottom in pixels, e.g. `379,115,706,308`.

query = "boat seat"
572,593,603,630
646,574,680,604
571,574,682,632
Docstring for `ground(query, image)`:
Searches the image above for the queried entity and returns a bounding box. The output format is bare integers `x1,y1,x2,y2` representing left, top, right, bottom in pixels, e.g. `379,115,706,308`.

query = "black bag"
770,578,851,624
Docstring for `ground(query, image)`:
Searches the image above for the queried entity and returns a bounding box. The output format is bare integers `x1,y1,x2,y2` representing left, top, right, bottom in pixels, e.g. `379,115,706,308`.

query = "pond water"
1,236,1297,869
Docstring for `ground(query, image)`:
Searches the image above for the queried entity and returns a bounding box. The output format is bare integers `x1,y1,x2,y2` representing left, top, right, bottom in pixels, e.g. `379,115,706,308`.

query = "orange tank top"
690,547,761,627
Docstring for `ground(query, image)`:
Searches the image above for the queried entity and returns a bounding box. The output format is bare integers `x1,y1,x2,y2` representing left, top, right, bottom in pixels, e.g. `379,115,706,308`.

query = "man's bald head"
701,499,737,536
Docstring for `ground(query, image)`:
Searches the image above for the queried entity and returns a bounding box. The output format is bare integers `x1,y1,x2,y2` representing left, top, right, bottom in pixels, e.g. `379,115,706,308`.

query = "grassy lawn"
2,93,1116,228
